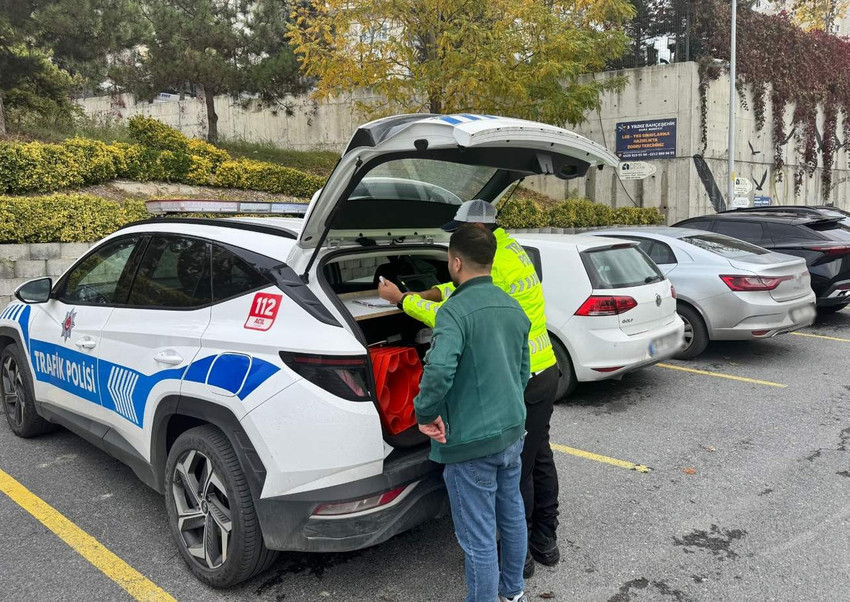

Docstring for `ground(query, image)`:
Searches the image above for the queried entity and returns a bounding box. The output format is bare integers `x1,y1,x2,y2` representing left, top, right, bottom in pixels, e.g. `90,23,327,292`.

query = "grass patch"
218,138,339,176
11,117,135,145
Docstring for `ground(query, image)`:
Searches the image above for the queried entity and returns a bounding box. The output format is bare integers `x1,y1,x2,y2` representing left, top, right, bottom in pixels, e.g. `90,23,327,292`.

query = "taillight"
575,295,638,316
279,352,371,401
811,245,850,256
312,484,410,516
671,284,677,299
720,275,791,292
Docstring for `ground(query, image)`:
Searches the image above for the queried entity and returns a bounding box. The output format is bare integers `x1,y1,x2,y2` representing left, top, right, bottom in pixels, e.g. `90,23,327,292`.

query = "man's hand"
419,417,446,443
378,277,404,304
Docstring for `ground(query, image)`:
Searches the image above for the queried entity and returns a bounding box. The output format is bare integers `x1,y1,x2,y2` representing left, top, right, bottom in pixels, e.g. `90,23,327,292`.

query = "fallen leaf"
540,594,556,600
683,467,697,475
703,446,716,452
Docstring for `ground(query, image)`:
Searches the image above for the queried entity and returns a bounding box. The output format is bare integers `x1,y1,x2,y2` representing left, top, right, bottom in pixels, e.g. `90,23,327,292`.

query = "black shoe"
530,540,560,566
523,550,535,579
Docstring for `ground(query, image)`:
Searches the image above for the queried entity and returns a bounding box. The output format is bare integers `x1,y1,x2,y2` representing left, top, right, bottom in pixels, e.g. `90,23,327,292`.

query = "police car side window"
128,236,212,309
59,237,140,305
211,245,270,302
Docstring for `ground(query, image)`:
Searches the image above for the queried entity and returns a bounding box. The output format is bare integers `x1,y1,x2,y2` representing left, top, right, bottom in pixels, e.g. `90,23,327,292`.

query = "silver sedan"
589,227,817,358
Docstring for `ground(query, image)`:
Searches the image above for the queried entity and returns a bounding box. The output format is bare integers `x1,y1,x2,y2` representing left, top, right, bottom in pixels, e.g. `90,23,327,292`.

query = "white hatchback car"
513,234,685,400
0,114,619,587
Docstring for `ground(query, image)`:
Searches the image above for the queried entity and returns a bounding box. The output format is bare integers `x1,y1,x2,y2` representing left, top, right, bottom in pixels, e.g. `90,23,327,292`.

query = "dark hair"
450,223,496,270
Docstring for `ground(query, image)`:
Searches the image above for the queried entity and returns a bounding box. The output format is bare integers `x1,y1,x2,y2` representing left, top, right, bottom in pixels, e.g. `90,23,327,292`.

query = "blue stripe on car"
28,338,280,427
2,304,31,351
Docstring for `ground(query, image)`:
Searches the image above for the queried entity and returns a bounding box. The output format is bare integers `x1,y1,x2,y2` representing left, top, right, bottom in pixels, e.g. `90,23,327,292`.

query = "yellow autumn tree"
287,0,635,126
786,0,850,31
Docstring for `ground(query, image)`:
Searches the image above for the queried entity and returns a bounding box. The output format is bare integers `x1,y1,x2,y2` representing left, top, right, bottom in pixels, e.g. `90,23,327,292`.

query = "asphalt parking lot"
1,311,848,602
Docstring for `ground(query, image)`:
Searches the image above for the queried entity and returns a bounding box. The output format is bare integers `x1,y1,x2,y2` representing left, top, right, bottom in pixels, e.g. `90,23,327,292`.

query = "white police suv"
0,114,617,587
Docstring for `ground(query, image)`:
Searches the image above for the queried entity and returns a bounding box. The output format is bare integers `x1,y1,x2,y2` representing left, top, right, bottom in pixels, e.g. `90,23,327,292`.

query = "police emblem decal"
61,309,77,341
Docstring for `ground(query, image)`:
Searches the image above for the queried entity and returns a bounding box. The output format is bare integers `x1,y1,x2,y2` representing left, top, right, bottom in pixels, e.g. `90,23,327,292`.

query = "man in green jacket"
380,200,561,577
414,224,530,602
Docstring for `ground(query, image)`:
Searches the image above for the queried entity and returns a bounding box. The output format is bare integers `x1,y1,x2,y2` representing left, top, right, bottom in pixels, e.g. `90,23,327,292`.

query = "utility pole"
727,0,737,210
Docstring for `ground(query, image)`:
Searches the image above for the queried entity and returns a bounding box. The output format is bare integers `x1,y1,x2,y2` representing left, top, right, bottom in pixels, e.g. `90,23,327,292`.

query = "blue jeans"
443,438,527,602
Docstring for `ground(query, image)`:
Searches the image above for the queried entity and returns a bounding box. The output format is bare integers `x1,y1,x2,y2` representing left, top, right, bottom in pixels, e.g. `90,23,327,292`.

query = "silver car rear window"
581,245,664,290
682,234,769,257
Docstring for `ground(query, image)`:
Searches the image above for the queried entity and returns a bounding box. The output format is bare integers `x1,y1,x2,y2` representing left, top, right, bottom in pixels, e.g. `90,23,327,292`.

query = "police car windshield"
353,159,499,205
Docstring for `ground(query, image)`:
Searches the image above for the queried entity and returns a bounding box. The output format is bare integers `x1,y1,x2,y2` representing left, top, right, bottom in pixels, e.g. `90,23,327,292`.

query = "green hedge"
0,117,324,198
0,193,663,244
0,195,148,243
500,197,664,229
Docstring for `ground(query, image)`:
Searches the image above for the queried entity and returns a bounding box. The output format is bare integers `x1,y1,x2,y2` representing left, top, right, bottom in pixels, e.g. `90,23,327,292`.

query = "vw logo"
655,294,662,307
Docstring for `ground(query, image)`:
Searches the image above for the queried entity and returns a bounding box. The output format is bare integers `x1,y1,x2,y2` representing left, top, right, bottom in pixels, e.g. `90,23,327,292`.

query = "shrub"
0,195,147,243
187,138,230,170
612,206,665,226
499,196,666,229
127,115,190,154
546,198,615,228
0,142,84,194
111,142,160,181
155,150,192,182
61,138,119,185
186,155,214,186
214,159,325,197
498,197,547,229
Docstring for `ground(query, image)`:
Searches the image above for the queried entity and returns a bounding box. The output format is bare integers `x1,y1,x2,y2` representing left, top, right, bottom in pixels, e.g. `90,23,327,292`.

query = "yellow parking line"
656,363,787,388
792,331,850,343
551,443,652,473
0,467,175,602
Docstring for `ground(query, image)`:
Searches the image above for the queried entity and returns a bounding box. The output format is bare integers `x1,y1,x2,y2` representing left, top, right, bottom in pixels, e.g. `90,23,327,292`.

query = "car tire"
675,305,709,360
164,424,277,588
819,303,848,314
1,343,53,438
551,337,577,402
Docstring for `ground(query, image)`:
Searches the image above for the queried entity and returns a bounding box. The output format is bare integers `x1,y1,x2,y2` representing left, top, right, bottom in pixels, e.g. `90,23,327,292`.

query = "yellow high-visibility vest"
402,227,556,373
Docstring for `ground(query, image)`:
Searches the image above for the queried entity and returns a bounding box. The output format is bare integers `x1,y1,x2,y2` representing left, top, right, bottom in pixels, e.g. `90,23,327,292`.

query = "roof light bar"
145,199,309,215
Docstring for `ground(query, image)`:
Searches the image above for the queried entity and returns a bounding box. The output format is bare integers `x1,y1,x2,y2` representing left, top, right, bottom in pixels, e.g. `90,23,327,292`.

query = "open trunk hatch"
297,114,618,276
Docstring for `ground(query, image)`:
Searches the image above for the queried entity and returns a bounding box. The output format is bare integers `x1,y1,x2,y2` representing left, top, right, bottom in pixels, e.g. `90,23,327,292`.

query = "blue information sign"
616,119,677,160
753,196,772,207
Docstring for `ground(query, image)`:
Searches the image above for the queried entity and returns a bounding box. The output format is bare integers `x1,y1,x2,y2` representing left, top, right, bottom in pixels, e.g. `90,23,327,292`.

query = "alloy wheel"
1,356,25,427
171,449,233,570
681,316,694,349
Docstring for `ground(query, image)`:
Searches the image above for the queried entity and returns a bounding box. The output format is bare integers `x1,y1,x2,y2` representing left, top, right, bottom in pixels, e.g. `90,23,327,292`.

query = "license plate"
790,304,816,324
649,332,682,357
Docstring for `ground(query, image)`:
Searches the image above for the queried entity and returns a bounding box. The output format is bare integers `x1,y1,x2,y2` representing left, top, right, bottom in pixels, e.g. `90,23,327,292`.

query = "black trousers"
520,365,560,547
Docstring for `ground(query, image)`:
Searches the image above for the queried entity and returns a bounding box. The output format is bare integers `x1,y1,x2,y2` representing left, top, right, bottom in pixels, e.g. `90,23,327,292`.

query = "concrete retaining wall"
0,243,92,307
77,62,850,222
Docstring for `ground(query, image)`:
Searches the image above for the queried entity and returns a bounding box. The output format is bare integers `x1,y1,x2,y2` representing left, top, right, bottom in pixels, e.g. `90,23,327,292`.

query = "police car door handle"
154,350,183,365
75,338,97,350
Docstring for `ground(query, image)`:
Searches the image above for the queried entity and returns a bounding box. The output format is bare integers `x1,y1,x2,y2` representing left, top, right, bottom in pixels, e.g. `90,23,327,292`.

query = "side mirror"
15,278,52,304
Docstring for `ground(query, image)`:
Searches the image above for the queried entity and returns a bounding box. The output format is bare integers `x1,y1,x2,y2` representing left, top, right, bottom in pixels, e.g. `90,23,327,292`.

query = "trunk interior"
320,246,451,448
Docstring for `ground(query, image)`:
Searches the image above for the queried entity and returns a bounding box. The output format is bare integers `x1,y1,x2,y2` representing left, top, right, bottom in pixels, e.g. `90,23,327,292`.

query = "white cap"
441,199,497,231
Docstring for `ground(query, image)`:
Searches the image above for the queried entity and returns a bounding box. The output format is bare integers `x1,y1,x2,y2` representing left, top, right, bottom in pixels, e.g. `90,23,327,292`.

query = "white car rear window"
581,245,664,290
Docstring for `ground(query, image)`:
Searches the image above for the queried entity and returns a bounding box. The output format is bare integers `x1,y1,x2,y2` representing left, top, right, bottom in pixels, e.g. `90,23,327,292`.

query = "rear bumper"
570,316,685,382
816,282,850,306
255,446,447,552
706,292,817,340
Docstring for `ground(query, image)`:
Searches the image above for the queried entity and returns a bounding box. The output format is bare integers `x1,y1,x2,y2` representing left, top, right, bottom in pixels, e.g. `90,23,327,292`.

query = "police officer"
378,200,560,578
